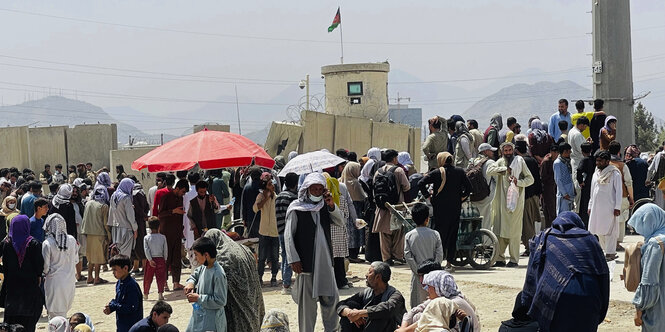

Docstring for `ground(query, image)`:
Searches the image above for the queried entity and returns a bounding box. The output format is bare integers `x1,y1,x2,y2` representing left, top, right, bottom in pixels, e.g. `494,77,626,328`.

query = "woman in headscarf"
399,270,478,332
260,309,290,332
203,229,265,332
323,172,355,289
339,162,366,262
521,211,609,332
454,121,474,169
485,113,503,151
49,183,78,240
360,147,382,184
599,115,617,151
398,152,417,177
94,172,112,205
0,195,19,239
628,203,665,331
47,316,69,332
0,215,44,332
42,213,79,319
418,152,472,271
360,147,384,263
108,178,137,258
528,119,554,163
129,176,149,275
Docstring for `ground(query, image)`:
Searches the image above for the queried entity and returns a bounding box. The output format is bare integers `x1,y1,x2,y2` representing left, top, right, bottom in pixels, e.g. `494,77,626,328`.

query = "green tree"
634,102,658,152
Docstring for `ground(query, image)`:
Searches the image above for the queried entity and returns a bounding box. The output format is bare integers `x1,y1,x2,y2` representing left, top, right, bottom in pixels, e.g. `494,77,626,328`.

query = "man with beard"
158,179,189,291
553,143,575,214
284,173,344,332
336,262,406,332
487,142,534,267
515,141,541,257
588,150,623,260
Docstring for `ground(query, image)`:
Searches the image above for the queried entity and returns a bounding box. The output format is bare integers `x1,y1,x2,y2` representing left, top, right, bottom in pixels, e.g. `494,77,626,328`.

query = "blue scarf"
521,211,608,330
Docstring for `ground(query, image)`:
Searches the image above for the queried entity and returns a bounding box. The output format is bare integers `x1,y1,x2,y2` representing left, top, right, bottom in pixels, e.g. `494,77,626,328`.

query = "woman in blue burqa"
521,211,609,332
628,203,665,331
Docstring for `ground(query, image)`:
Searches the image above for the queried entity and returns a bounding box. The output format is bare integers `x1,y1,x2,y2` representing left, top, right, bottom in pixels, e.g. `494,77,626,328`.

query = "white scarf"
596,164,620,184
285,173,338,298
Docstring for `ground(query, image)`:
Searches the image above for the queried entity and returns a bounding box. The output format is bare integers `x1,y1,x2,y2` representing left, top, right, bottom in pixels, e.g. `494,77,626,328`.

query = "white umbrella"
278,150,346,176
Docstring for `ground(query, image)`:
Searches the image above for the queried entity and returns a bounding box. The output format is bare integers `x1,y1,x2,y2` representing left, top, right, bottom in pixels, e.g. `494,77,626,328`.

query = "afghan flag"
328,7,341,32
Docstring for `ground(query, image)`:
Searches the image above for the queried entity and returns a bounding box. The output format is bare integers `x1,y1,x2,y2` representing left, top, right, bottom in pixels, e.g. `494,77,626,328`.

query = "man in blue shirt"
20,181,42,217
554,143,576,215
29,198,49,242
548,98,572,141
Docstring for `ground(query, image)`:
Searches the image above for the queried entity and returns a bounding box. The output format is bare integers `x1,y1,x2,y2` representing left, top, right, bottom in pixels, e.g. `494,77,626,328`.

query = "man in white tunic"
42,213,79,319
568,117,590,211
285,173,344,332
487,142,534,267
588,150,623,260
470,143,497,230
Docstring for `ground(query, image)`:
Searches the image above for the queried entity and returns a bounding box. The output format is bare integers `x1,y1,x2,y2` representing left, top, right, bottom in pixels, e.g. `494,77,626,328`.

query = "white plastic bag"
506,182,519,212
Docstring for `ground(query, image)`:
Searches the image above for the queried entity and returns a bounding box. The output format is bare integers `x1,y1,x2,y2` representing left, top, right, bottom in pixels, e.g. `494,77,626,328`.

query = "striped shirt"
275,190,298,234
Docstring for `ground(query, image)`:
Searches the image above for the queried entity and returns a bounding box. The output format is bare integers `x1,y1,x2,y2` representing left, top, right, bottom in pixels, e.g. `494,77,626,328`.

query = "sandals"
94,278,109,285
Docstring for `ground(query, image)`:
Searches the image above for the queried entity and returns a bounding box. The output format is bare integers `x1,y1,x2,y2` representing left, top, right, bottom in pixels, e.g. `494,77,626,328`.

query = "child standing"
104,254,143,332
143,217,168,301
184,237,228,332
404,203,444,308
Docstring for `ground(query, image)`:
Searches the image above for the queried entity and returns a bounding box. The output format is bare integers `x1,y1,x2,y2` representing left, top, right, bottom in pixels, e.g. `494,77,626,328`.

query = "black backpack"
466,159,491,202
373,165,400,210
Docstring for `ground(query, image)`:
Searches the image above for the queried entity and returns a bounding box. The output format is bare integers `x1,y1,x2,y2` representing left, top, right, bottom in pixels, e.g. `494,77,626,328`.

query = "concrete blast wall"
110,147,156,184
0,124,117,171
264,122,303,158
67,124,118,169
264,111,421,171
28,126,67,171
333,116,372,155
0,126,30,169
301,111,335,153
371,122,410,153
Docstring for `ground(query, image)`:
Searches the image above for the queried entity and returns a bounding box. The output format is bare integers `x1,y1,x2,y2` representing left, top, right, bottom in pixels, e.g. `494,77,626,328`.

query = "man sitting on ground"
129,300,173,332
336,261,406,332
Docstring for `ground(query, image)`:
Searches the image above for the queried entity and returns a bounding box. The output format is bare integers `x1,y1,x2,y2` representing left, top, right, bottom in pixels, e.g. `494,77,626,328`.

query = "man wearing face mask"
487,142,534,268
284,172,345,332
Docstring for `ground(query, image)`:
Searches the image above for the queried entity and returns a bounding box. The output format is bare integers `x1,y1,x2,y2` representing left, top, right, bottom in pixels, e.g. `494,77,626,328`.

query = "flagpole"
339,11,344,64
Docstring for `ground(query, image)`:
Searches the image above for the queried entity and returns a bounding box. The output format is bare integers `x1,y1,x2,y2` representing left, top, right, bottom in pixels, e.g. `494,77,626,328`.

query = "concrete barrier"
28,126,67,172
0,126,30,169
67,124,118,169
110,147,158,185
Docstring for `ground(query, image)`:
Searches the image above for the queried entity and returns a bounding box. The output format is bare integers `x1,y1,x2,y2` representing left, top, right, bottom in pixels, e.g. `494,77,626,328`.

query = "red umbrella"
131,129,275,172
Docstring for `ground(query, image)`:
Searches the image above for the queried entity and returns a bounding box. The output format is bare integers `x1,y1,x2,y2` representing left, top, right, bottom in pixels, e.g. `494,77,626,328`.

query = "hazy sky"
0,1,663,133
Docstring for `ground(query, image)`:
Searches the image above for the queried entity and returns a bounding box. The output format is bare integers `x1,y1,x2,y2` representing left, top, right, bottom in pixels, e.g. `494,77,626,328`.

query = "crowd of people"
1,97,665,331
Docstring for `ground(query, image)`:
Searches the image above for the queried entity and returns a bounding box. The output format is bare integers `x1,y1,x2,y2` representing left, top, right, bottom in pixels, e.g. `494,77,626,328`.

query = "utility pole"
592,0,634,144
235,85,242,135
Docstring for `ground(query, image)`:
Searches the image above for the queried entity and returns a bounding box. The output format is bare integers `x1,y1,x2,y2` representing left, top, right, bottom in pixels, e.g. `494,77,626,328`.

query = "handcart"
385,200,498,270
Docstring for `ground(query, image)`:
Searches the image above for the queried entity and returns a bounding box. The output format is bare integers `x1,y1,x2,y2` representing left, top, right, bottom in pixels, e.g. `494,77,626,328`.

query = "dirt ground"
2,236,643,331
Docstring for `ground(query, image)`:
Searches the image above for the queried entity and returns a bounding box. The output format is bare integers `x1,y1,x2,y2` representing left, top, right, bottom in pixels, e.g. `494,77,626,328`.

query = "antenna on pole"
235,85,242,135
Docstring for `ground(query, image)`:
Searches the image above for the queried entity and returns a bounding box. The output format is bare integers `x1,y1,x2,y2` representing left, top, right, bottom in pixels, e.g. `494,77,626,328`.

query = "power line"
0,62,304,86
1,7,662,46
0,81,292,106
0,53,305,84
